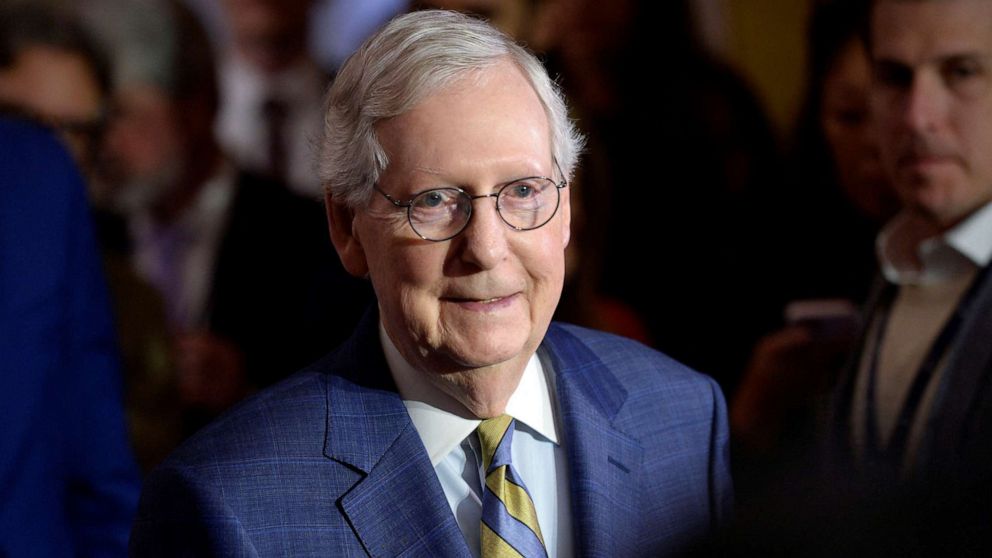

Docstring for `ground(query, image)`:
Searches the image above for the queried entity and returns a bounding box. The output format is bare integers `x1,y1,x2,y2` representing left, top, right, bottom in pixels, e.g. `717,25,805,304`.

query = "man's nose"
903,72,946,134
457,198,509,271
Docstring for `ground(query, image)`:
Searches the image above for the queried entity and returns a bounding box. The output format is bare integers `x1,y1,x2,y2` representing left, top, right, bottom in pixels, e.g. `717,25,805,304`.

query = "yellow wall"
700,0,812,140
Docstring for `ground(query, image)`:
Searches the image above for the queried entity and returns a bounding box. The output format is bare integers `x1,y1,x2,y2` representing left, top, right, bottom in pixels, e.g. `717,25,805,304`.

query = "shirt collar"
877,202,992,285
945,200,992,268
379,320,559,466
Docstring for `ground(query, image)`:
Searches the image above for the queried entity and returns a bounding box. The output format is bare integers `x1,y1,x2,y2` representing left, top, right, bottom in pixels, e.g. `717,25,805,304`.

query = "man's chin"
438,345,524,373
907,196,979,231
428,358,525,419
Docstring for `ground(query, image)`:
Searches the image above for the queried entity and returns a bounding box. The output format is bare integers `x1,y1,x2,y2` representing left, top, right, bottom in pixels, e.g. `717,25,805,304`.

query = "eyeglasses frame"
372,159,568,242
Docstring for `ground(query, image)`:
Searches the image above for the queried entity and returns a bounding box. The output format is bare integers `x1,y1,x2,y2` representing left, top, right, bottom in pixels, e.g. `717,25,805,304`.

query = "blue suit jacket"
131,310,732,556
0,117,140,556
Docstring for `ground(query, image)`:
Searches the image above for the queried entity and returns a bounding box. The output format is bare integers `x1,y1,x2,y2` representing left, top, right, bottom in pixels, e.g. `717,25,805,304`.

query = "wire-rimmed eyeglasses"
373,160,568,242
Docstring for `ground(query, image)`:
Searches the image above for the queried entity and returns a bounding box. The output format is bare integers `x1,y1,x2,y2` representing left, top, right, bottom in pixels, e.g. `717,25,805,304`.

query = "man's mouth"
897,143,958,169
445,295,508,302
442,293,519,310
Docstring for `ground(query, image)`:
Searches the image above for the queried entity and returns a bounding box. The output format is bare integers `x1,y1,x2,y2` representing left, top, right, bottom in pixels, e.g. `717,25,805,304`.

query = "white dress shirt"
130,163,236,330
853,202,992,470
379,322,573,557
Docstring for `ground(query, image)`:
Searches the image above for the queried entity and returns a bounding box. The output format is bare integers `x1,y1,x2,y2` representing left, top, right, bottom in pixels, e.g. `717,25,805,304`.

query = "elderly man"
832,0,992,488
131,11,731,557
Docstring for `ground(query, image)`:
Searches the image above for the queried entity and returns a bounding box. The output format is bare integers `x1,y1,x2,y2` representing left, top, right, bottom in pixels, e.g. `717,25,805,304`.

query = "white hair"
318,9,585,208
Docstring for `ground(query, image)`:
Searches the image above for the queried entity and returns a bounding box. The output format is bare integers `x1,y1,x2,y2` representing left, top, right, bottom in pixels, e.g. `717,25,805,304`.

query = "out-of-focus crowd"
2,0,991,555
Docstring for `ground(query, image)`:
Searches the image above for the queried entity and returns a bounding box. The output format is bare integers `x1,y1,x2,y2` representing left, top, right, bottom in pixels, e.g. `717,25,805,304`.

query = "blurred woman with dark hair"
785,0,901,305
732,0,901,473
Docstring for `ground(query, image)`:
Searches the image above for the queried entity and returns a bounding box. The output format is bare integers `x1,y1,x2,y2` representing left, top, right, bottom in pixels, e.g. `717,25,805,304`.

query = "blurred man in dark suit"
99,1,370,430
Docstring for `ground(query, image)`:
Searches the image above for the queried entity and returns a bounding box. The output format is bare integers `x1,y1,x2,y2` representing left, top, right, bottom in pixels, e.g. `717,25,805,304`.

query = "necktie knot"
477,415,548,557
478,414,514,473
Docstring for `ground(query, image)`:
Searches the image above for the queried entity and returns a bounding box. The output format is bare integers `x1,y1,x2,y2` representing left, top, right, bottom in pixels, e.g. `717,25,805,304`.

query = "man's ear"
560,183,571,250
325,191,370,277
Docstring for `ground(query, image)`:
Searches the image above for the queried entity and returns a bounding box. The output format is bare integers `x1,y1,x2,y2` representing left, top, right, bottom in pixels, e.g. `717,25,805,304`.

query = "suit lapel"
322,309,470,557
542,324,644,558
836,266,992,475
830,275,893,464
922,263,992,470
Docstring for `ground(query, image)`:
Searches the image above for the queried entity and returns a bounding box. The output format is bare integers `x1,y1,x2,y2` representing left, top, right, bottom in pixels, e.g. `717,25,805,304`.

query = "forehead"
376,61,551,178
825,39,870,89
871,0,992,62
0,46,102,120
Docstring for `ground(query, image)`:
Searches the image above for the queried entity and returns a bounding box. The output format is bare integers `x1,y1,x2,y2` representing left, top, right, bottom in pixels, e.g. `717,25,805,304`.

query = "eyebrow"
875,51,991,68
940,53,992,66
392,171,556,202
412,165,445,176
408,165,552,186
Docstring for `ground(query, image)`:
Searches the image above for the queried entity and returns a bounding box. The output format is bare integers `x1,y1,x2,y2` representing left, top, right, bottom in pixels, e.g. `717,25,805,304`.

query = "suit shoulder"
549,322,718,393
547,322,724,430
132,362,375,556
1,117,82,202
162,370,329,470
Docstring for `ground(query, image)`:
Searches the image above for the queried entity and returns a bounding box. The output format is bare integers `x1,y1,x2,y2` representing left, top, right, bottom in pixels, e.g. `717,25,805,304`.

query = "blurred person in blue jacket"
0,1,183,473
0,116,140,556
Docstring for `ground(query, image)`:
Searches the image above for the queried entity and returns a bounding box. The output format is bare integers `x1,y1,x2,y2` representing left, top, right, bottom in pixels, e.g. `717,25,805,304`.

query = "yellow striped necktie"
477,415,548,558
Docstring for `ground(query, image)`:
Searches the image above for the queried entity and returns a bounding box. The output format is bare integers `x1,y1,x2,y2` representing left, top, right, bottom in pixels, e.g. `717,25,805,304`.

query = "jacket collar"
921,262,992,474
320,308,470,556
